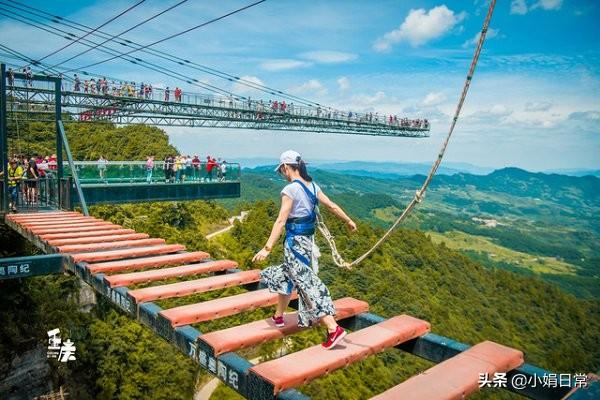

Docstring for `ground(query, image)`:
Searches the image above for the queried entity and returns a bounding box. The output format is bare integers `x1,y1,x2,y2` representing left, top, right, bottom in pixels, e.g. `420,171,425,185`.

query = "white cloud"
511,0,563,15
337,76,350,91
422,92,447,106
510,0,528,14
301,51,358,64
524,101,552,112
289,79,327,96
532,0,563,11
350,91,387,107
259,59,312,71
373,5,466,51
232,75,265,94
462,28,500,48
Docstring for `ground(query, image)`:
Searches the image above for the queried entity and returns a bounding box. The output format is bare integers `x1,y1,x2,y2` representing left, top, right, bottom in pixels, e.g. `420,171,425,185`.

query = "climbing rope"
319,0,497,270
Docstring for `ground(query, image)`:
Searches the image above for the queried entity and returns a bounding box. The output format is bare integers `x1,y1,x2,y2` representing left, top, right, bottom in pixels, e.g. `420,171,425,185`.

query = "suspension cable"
33,0,145,65
0,10,252,98
59,0,267,74
43,0,188,72
2,0,323,108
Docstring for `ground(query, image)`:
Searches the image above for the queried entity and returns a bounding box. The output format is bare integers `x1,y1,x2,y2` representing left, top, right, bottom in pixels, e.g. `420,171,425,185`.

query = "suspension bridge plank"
20,218,102,227
57,238,166,253
249,315,430,394
71,244,185,263
6,211,81,221
30,223,120,235
87,251,210,274
370,341,524,400
47,233,150,246
104,260,237,287
200,297,369,356
40,228,137,240
128,269,261,303
159,288,298,327
11,216,91,224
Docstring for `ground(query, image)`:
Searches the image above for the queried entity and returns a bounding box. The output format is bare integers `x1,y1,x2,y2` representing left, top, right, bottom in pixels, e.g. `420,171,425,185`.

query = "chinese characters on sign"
0,263,30,277
189,342,239,390
47,328,76,362
479,372,589,389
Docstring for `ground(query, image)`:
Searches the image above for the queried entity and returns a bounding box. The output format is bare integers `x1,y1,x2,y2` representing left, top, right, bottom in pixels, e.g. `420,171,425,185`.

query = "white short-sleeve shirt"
281,181,320,218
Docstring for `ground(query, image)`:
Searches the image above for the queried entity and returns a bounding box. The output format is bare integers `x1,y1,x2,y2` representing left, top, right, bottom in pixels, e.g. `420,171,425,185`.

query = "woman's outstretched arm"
317,191,357,232
252,194,293,262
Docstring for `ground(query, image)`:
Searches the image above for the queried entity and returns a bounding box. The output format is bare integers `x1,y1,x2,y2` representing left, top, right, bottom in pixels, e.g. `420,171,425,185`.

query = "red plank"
21,218,101,227
30,223,119,235
12,216,90,225
40,228,136,240
7,212,81,221
159,288,299,327
104,260,237,287
370,341,524,400
128,270,261,303
200,297,370,356
250,315,431,394
87,251,210,274
57,238,166,253
47,233,150,246
71,244,185,263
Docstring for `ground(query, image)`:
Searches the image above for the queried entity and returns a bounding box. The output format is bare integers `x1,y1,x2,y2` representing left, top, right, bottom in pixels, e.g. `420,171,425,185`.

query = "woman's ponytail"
296,156,312,182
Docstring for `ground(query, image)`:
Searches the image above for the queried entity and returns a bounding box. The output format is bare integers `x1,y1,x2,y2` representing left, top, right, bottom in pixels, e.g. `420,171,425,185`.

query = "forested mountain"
1,122,598,400
223,166,600,299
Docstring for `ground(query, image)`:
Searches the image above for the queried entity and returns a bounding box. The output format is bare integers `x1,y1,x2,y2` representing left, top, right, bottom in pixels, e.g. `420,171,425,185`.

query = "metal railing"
4,178,59,211
63,161,241,184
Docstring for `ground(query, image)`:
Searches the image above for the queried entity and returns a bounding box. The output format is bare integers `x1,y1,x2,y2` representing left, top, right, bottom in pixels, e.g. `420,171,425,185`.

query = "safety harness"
284,179,318,268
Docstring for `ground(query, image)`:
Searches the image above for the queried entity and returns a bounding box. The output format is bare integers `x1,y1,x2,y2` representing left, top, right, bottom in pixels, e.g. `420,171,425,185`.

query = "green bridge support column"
0,64,8,211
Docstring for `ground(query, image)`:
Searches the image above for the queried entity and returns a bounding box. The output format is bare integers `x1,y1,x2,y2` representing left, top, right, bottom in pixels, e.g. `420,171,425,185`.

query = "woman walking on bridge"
253,150,357,350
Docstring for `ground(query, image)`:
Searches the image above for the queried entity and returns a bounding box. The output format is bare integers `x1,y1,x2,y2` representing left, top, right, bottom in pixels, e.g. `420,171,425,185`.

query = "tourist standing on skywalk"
253,150,357,350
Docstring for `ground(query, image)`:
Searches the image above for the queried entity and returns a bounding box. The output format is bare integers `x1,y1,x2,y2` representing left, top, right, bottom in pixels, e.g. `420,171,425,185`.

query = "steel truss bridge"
6,83,430,137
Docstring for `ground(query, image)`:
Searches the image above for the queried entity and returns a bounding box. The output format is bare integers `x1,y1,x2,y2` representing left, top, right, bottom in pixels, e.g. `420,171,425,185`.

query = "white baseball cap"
274,150,301,172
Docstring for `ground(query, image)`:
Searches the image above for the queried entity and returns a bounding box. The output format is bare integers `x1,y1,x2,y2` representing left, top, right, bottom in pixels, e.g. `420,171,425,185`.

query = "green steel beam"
58,120,88,215
1,64,8,211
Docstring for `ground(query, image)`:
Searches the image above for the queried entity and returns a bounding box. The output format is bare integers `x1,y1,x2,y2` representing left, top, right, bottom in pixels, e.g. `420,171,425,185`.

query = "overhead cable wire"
33,0,145,65
43,0,188,72
0,11,249,98
60,0,267,74
2,0,323,107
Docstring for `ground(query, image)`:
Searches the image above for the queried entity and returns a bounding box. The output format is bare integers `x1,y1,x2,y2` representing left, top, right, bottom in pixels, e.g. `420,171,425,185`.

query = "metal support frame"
57,120,88,215
6,85,430,138
6,216,583,400
1,67,90,213
0,64,8,211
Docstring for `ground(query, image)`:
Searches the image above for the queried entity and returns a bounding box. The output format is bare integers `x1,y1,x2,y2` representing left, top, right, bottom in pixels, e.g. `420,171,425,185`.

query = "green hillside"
1,122,599,399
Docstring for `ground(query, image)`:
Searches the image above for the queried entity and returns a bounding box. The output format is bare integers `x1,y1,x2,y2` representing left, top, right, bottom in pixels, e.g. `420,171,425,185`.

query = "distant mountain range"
235,158,599,177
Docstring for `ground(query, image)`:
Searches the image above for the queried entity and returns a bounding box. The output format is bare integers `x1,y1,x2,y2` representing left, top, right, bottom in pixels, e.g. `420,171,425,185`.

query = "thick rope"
319,0,497,270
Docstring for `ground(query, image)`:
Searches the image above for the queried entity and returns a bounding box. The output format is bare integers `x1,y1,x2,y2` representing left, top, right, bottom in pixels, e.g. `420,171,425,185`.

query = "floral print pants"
260,234,336,327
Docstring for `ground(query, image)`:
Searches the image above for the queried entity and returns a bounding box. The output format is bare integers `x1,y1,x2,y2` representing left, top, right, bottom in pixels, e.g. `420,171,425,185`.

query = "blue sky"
1,0,598,170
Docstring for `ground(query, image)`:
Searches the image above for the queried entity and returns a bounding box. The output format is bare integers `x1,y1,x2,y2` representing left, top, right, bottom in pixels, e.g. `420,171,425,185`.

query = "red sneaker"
272,315,285,328
322,326,347,350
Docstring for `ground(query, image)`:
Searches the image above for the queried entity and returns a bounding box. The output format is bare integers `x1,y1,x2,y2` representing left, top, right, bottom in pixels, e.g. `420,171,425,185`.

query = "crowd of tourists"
160,155,230,183
1,154,58,212
94,155,232,183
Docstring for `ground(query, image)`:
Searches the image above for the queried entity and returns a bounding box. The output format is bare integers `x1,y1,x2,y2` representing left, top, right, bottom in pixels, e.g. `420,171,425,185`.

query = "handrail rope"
319,0,497,270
